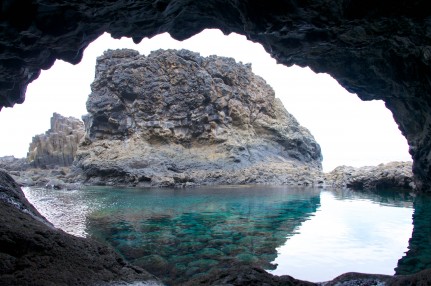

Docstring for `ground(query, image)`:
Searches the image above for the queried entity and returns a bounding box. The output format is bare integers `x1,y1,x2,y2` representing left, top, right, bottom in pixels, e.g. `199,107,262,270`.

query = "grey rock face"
0,156,29,172
0,0,430,190
27,113,84,168
76,49,322,187
325,161,414,190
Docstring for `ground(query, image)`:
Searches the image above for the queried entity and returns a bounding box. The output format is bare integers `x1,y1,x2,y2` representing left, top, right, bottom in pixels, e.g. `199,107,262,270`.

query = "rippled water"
23,186,415,284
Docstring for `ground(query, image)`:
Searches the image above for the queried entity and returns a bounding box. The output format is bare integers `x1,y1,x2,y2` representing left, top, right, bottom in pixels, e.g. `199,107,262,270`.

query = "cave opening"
0,29,411,171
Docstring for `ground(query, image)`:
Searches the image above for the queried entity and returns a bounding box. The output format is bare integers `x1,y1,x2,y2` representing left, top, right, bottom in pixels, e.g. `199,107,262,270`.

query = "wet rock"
0,169,160,285
76,49,323,187
182,265,316,286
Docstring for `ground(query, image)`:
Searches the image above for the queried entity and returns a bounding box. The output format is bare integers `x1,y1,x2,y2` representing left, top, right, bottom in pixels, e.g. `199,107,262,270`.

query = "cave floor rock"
0,170,159,286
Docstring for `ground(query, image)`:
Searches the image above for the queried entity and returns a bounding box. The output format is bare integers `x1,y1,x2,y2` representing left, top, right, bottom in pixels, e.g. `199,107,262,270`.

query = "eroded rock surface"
0,0,430,190
27,113,84,168
326,161,414,190
0,169,160,286
76,49,323,187
0,156,29,172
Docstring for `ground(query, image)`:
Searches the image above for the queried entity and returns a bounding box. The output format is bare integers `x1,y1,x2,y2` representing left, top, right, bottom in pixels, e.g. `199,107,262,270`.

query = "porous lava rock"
0,0,430,190
27,112,84,168
326,161,415,190
0,169,160,286
76,49,322,187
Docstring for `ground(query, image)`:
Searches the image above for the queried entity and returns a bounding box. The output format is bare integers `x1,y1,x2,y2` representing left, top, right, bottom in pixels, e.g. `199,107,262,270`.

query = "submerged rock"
76,49,323,187
28,112,84,169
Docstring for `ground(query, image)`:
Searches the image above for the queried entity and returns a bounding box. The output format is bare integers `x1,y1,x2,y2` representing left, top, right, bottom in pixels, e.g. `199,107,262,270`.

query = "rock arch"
1,1,430,189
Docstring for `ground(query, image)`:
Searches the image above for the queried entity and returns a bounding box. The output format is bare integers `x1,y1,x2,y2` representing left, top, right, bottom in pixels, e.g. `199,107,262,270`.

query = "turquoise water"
24,186,416,285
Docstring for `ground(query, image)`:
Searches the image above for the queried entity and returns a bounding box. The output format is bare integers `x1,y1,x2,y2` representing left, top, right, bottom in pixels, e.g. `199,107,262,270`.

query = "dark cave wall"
1,0,431,189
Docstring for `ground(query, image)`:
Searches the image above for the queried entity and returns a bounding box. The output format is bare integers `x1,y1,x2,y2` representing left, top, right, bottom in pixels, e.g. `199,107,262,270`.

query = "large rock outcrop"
27,113,84,168
75,49,322,187
0,1,430,190
0,169,160,285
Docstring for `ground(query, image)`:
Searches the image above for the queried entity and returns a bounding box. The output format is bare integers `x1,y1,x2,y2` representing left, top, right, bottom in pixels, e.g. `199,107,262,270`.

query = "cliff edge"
76,49,323,187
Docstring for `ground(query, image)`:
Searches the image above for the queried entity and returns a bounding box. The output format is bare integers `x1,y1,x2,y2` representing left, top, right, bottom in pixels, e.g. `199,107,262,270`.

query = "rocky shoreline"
0,168,429,286
0,49,415,192
0,171,428,286
0,155,415,192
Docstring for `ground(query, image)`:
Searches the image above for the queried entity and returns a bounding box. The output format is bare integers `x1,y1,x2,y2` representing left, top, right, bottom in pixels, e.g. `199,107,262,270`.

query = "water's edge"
23,185,417,285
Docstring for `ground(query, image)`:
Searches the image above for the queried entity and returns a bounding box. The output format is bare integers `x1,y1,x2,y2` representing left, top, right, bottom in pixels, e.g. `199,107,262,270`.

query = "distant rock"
0,156,29,171
0,113,85,190
325,161,414,190
27,113,84,168
76,49,323,187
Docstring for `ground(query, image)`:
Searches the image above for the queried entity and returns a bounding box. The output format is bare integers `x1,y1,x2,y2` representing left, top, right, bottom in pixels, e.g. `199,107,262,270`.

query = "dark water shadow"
396,193,431,275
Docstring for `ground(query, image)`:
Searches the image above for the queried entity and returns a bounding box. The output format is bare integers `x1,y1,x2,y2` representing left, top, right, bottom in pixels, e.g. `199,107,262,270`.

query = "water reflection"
269,189,414,282
86,186,320,285
22,186,417,285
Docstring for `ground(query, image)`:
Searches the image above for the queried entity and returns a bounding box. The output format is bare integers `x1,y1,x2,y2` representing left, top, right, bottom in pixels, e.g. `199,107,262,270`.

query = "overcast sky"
0,30,411,171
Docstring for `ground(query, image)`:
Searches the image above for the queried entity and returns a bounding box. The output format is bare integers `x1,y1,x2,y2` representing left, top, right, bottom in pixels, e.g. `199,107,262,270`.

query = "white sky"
0,29,411,171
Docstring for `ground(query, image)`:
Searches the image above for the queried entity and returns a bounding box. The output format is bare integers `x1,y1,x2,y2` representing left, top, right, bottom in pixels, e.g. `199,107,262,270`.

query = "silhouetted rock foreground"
75,49,323,187
0,169,159,286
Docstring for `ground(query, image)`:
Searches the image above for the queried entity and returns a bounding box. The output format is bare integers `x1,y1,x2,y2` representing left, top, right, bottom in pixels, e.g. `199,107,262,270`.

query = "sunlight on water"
22,186,415,284
23,187,102,237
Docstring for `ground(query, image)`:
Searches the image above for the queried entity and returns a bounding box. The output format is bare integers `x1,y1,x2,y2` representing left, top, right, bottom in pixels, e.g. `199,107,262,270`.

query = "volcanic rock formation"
0,1,430,190
1,1,431,285
326,161,415,190
76,49,323,187
27,113,84,168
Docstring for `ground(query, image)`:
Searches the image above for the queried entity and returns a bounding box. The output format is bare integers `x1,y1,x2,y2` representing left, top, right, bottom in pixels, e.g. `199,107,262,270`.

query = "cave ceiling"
1,0,431,189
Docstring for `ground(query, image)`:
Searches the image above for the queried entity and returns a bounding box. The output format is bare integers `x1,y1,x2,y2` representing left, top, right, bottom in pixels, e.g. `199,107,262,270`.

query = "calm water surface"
24,186,415,284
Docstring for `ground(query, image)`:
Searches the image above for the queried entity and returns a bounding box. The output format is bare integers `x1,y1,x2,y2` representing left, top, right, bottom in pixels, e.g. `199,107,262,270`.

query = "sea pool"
23,186,417,284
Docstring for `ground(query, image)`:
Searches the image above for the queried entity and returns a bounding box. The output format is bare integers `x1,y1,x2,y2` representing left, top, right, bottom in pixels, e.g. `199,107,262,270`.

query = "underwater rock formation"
27,113,84,168
76,49,322,187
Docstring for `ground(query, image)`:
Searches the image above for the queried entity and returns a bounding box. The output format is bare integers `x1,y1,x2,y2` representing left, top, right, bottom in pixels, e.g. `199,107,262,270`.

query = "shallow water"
24,186,415,284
